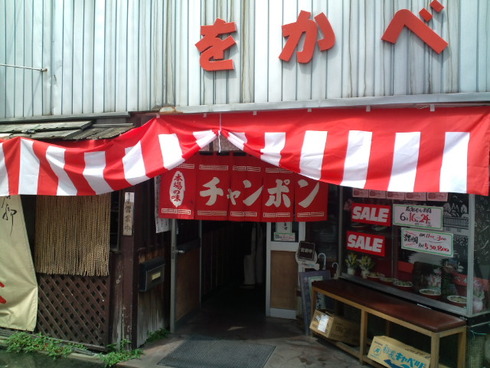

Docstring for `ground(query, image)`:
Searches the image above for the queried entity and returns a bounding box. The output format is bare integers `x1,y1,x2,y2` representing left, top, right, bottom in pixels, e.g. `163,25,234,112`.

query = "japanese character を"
0,282,6,304
279,10,336,63
195,18,237,71
382,1,448,54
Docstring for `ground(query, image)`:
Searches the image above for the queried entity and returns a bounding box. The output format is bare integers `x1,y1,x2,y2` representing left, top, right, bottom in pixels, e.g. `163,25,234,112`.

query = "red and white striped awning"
1,107,489,196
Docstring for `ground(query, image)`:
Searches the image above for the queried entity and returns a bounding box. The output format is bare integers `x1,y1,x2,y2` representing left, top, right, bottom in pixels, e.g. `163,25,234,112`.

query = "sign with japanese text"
228,155,264,221
393,204,443,230
159,160,198,220
262,166,295,222
122,192,135,236
295,177,328,222
159,154,328,222
196,154,231,221
346,231,386,256
0,196,38,331
401,228,453,257
195,1,448,72
351,203,391,226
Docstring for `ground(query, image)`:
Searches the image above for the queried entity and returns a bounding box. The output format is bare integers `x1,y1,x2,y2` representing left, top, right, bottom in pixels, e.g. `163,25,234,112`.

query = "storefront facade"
1,0,490,363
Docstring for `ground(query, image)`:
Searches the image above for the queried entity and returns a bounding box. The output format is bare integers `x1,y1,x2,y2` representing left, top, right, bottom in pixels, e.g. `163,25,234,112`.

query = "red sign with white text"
295,176,328,221
346,231,386,256
159,158,198,220
195,154,231,221
228,155,264,221
261,166,295,222
351,203,391,226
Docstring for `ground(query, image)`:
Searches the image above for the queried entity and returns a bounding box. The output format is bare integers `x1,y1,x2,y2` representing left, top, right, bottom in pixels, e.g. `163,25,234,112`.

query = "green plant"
145,328,169,344
5,332,82,359
98,339,143,368
345,253,358,268
359,255,375,271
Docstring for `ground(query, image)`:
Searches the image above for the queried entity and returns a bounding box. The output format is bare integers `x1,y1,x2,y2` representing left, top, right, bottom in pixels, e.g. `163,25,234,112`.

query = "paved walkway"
119,287,365,368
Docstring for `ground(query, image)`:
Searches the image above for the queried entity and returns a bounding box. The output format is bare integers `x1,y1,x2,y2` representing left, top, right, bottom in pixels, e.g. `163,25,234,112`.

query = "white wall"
0,0,488,119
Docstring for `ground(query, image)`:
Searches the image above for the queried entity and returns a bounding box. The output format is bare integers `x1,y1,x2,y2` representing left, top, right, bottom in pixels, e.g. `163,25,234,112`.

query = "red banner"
295,176,328,221
351,203,391,226
346,231,386,256
228,155,264,221
195,154,230,221
159,157,198,220
159,154,328,222
261,165,295,222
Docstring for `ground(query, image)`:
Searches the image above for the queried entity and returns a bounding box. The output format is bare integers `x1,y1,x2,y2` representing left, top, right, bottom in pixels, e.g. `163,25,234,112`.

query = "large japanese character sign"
159,154,328,222
195,18,237,71
279,10,335,63
382,0,448,54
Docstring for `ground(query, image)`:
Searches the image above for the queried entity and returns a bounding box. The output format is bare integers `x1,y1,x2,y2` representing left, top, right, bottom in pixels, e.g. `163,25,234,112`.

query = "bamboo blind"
35,194,111,276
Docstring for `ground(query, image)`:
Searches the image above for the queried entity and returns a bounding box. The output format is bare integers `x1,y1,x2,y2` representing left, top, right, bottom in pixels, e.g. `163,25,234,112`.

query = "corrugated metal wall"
0,0,489,119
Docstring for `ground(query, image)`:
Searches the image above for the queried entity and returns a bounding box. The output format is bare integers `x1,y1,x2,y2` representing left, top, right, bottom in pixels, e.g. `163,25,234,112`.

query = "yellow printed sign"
0,196,38,331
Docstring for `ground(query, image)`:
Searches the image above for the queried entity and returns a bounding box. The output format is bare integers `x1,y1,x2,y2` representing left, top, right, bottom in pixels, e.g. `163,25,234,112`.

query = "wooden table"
311,279,467,368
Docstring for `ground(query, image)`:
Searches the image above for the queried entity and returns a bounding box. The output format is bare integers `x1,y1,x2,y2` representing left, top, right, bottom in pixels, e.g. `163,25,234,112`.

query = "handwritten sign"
346,231,386,256
351,203,391,226
401,228,453,257
392,204,443,230
0,196,38,331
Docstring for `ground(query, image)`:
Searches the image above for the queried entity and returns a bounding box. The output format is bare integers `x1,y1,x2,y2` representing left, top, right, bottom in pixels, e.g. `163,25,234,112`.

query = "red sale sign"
346,231,386,256
351,203,391,226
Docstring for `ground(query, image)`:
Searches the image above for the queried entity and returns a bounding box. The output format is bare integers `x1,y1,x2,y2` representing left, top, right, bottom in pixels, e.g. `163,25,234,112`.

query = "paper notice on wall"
0,196,38,331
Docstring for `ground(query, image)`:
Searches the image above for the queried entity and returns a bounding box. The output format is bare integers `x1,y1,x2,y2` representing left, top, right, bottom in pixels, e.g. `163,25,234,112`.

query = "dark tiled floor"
120,286,365,368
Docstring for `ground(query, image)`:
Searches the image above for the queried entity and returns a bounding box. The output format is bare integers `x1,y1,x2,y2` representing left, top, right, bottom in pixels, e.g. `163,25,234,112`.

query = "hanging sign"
228,155,263,221
0,196,38,331
351,203,391,226
261,166,294,222
401,228,453,257
159,154,328,222
159,158,198,220
195,154,231,221
295,177,328,221
346,231,386,256
392,204,443,230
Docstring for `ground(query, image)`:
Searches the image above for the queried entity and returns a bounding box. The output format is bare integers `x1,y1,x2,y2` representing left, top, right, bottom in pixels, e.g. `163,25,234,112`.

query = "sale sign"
401,228,453,257
392,204,443,230
346,231,386,256
351,203,391,226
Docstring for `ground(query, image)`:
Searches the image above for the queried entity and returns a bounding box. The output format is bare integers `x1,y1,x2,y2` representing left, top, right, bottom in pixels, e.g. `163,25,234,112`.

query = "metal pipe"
0,63,48,72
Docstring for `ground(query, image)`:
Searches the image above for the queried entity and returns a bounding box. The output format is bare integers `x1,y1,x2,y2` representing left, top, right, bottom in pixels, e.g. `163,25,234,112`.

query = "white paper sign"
401,228,453,257
392,204,443,230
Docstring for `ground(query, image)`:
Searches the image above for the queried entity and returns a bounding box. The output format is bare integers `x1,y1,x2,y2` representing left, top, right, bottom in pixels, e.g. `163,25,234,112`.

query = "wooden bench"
311,279,467,368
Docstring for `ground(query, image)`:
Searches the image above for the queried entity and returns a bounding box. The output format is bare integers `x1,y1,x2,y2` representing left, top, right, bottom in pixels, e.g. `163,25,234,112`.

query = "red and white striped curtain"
1,107,489,197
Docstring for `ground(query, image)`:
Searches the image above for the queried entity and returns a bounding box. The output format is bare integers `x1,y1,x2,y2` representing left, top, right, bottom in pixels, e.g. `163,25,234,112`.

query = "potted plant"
345,253,358,275
359,255,375,279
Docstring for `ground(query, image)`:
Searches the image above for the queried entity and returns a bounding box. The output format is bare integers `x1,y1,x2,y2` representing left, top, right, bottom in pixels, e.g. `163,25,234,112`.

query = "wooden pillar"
110,187,139,348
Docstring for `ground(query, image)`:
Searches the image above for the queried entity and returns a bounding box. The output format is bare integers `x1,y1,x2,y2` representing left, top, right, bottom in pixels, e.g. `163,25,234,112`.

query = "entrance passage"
174,220,268,335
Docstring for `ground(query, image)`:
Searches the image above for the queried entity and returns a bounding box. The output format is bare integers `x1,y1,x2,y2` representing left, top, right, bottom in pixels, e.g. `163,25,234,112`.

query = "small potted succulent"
359,255,375,279
345,253,358,275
